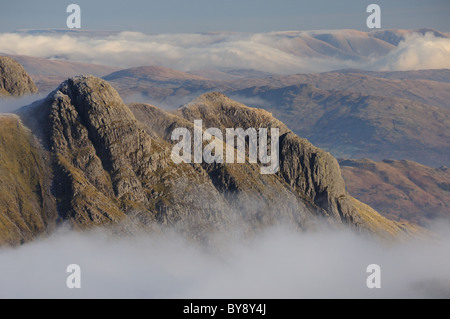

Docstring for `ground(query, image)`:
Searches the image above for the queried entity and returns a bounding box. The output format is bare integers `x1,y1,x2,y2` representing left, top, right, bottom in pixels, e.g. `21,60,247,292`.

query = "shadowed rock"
0,76,418,246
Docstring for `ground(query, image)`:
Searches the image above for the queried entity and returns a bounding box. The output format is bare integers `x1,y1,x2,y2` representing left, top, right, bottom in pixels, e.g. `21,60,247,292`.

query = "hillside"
0,114,56,245
3,54,120,93
231,84,450,168
340,158,450,227
228,71,450,109
103,65,218,102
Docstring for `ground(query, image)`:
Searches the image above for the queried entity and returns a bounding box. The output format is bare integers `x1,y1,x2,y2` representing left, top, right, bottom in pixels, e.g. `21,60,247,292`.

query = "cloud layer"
1,30,449,74
375,33,450,71
0,223,449,299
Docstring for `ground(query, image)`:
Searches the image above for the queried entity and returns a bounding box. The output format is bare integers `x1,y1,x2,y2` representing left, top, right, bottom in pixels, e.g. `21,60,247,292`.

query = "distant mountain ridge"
231,83,450,167
5,52,449,168
329,68,450,83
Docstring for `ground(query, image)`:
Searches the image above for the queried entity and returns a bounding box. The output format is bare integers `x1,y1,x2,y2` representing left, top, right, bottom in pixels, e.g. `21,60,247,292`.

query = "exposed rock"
46,78,318,239
0,56,38,97
0,76,416,246
172,92,382,234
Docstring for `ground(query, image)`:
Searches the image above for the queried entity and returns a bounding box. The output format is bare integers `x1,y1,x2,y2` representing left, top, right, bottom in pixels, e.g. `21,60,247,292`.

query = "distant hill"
340,158,450,227
330,68,450,84
229,71,450,109
231,83,450,168
98,64,450,168
103,65,222,103
2,54,120,93
104,65,208,83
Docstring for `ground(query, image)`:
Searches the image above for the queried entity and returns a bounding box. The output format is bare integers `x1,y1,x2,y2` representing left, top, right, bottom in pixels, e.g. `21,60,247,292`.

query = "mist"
226,95,272,109
123,91,210,110
0,93,45,113
374,33,450,71
1,30,449,74
0,221,449,299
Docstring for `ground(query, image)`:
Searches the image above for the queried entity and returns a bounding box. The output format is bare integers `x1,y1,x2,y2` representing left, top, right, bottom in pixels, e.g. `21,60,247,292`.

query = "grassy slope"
0,115,50,245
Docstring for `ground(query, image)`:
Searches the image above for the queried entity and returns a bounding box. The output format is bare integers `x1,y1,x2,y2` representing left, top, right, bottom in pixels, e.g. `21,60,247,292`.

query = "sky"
0,0,449,33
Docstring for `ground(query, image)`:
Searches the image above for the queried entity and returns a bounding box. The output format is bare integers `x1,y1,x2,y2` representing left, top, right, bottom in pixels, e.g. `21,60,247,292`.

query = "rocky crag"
0,56,38,97
0,61,417,245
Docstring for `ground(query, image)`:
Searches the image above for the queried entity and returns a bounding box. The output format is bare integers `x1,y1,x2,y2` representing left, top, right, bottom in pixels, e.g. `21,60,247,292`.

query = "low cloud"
0,93,45,113
1,31,449,75
226,95,272,109
0,222,449,299
374,33,450,71
123,91,209,110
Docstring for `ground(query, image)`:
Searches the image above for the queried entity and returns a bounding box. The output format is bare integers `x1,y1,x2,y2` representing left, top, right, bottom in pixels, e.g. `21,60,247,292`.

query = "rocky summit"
0,56,38,97
0,71,417,245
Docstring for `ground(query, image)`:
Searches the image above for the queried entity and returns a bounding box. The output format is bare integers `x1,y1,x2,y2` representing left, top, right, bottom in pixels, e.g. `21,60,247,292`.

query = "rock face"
0,75,414,246
43,78,319,238
171,93,409,235
0,57,38,97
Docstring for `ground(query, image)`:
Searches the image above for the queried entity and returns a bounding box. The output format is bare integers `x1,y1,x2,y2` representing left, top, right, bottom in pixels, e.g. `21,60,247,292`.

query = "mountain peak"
189,91,233,105
0,56,38,97
178,92,278,133
184,91,271,116
1,75,418,245
198,91,229,101
59,75,122,105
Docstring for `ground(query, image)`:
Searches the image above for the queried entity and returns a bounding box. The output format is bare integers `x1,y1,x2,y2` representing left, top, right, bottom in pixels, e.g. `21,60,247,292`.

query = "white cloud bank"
0,30,449,74
0,223,449,299
374,33,450,71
